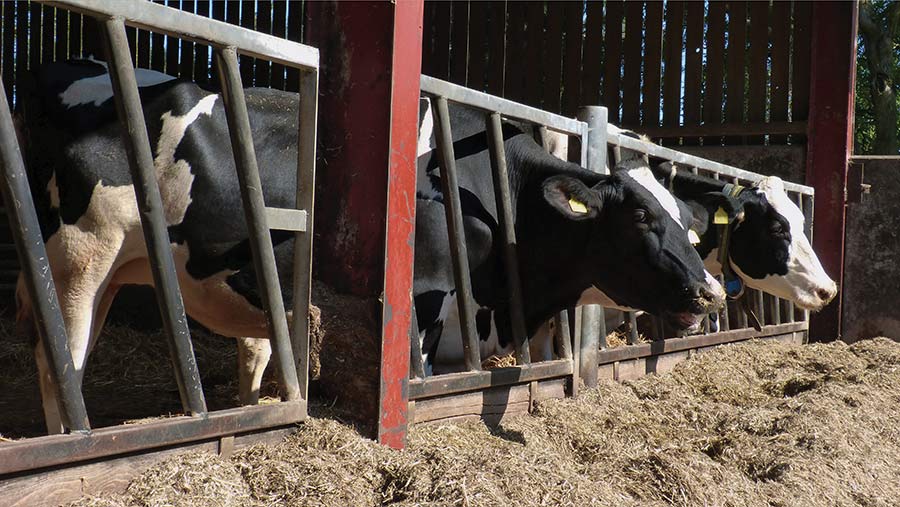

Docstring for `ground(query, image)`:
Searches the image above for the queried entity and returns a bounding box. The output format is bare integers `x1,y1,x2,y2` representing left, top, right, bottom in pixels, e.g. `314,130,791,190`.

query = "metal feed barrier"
408,76,598,409
0,0,317,476
410,77,815,411
593,130,814,380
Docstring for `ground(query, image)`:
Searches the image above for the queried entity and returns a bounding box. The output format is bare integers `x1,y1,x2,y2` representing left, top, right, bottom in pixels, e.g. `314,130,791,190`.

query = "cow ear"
700,192,743,224
542,175,601,220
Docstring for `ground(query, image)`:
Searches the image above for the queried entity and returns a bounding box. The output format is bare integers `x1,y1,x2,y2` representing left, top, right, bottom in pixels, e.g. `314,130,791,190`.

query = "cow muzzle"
664,279,726,332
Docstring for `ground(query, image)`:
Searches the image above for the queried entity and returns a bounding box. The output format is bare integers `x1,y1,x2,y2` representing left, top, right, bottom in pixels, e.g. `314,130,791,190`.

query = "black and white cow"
15,59,723,433
413,99,724,372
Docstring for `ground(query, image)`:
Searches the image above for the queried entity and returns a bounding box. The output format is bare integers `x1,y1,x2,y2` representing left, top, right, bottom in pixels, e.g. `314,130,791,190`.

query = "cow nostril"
816,288,833,302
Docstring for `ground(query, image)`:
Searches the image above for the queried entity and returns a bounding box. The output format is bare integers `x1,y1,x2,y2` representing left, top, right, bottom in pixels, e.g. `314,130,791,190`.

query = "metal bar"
554,310,573,359
0,401,306,476
44,0,319,69
292,69,317,401
486,112,530,365
627,312,639,345
214,46,300,401
431,96,481,372
421,75,584,136
409,302,425,379
596,321,808,365
0,79,90,432
409,359,573,399
102,18,207,417
606,127,814,195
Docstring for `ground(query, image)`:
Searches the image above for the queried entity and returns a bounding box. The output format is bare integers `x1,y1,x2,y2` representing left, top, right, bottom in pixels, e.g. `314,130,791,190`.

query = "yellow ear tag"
713,207,729,225
688,229,701,245
568,198,588,214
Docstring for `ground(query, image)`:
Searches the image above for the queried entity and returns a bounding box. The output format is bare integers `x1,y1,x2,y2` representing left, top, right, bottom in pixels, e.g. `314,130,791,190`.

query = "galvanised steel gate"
0,0,317,477
409,77,815,421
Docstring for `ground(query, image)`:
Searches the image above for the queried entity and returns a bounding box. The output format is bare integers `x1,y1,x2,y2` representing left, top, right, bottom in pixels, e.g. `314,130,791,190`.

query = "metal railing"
0,0,317,475
408,76,593,402
594,126,815,370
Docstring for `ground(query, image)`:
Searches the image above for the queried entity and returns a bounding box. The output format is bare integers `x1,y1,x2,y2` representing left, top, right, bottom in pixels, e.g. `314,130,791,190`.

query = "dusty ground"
51,336,900,507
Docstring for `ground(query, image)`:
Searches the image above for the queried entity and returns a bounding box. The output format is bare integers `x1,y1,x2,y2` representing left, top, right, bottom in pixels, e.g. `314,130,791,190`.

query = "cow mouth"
665,311,706,332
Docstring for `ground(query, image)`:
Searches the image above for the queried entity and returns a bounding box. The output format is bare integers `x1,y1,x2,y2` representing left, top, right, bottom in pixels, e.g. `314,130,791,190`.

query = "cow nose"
817,286,837,303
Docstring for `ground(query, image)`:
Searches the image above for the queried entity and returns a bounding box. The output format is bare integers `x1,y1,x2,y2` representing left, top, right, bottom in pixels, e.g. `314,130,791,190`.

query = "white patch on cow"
154,94,217,223
47,173,60,209
705,270,726,301
626,167,684,229
544,130,569,160
417,98,435,157
576,285,637,312
732,176,837,310
431,291,509,372
59,64,175,108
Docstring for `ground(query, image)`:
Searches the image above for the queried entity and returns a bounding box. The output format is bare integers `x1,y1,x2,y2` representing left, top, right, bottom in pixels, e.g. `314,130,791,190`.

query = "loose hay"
68,337,900,507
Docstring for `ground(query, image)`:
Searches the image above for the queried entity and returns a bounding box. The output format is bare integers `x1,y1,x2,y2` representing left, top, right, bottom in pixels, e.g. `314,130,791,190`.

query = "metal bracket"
847,161,871,203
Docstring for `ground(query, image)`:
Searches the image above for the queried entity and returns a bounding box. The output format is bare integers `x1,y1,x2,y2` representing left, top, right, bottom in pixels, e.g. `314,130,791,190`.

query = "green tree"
857,0,900,154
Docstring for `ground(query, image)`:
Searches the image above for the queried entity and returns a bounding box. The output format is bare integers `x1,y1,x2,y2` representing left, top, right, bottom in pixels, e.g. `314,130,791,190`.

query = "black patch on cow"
476,308,493,342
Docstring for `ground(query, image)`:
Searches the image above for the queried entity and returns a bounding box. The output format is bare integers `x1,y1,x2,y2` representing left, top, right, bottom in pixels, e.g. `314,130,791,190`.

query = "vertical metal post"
409,303,426,378
0,79,90,432
214,46,300,401
292,68,318,401
576,106,607,389
431,96,481,372
729,176,748,329
101,18,207,416
486,112,530,365
627,312,639,345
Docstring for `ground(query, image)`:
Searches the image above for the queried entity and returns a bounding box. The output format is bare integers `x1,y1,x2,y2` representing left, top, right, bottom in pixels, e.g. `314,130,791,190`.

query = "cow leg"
236,337,272,405
86,282,121,357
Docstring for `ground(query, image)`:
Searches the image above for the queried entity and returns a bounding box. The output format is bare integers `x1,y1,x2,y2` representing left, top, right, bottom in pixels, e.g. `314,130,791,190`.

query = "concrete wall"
842,158,900,343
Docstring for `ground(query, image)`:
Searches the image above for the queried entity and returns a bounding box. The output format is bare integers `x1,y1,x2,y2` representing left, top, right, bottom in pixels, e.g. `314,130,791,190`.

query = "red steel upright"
805,1,858,342
305,1,423,447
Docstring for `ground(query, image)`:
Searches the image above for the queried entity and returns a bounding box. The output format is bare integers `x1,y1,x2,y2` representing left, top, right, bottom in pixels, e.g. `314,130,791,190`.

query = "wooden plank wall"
0,0,308,296
421,0,813,147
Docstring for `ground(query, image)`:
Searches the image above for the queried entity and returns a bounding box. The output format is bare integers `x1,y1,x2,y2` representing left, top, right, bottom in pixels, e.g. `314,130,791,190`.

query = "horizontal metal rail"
45,0,318,69
409,359,573,400
607,126,815,195
0,401,306,476
421,76,585,136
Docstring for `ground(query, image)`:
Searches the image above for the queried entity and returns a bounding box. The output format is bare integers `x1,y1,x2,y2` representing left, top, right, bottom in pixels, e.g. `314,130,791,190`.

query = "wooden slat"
449,0,469,85
542,1,565,113
29,2,42,71
254,0,272,87
42,4,54,64
747,1,768,145
561,0,583,116
54,5,68,62
431,1,452,80
725,1,747,144
68,11,83,59
179,0,196,80
225,0,240,26
164,0,180,74
239,0,255,84
194,0,211,85
661,0,683,144
791,0,812,145
485,1,506,96
625,120,807,139
621,0,643,126
642,0,663,129
467,1,488,91
269,0,286,89
682,1,703,146
603,0,623,123
582,0,603,107
524,1,544,107
150,2,166,72
284,0,301,92
16,1,30,85
703,1,726,146
770,0,790,145
421,1,436,77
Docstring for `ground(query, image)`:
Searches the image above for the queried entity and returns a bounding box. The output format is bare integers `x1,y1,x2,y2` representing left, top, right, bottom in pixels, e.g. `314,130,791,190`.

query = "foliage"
856,0,900,155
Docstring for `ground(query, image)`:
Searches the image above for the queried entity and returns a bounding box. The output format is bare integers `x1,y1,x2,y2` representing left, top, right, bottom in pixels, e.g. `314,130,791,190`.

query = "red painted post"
805,1,858,342
305,1,422,448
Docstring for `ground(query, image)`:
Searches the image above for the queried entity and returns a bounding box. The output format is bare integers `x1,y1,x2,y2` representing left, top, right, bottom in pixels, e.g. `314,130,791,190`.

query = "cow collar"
716,183,763,331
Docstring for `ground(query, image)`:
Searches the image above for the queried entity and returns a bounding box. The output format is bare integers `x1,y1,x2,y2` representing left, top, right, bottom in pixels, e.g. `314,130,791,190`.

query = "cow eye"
770,221,784,234
634,209,649,223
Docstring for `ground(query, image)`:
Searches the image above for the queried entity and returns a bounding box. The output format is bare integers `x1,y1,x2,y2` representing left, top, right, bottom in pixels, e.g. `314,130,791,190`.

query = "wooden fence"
421,0,812,146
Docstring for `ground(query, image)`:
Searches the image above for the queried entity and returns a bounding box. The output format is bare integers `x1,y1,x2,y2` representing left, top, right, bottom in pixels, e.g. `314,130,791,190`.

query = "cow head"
727,176,837,311
539,161,725,333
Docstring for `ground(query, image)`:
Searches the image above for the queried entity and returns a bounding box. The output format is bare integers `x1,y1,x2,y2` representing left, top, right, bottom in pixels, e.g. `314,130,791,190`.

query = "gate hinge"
847,161,871,204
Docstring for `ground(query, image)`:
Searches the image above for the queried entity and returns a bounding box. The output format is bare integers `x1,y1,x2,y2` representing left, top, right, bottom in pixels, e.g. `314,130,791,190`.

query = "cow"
15,59,723,433
413,98,724,372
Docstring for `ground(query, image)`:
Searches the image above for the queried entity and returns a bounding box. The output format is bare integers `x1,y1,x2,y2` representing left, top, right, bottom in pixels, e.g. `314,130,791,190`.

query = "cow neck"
513,154,611,334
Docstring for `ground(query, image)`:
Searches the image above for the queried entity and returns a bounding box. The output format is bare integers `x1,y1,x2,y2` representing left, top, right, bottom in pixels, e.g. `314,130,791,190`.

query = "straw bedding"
58,336,900,507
